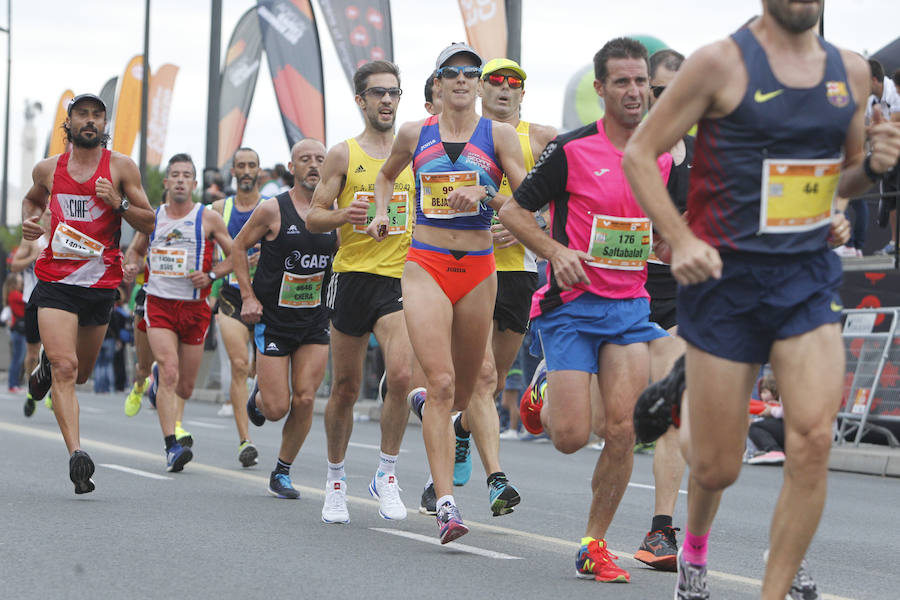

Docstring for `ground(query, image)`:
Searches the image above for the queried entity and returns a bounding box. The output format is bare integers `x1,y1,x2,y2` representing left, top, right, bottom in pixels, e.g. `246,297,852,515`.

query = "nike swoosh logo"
831,301,843,312
754,89,784,103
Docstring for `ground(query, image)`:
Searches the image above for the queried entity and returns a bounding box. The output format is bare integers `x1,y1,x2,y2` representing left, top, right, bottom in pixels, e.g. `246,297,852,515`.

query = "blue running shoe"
453,418,472,486
148,362,159,409
407,387,426,421
267,471,300,499
246,378,265,426
488,473,521,516
166,442,193,473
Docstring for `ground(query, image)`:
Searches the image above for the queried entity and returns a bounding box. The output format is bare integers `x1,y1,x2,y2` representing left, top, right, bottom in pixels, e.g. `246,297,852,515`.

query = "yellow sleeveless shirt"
333,137,415,278
494,120,537,273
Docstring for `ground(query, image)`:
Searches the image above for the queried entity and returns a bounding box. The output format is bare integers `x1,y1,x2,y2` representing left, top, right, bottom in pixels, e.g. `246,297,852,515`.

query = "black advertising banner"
257,0,326,147
217,7,264,172
317,0,393,87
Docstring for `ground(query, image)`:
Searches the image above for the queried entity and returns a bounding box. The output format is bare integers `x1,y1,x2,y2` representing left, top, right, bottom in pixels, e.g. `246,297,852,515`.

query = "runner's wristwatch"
114,198,130,214
207,271,217,281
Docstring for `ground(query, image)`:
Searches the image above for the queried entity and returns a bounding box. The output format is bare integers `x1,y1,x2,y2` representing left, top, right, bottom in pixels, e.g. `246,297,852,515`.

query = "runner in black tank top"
231,139,336,501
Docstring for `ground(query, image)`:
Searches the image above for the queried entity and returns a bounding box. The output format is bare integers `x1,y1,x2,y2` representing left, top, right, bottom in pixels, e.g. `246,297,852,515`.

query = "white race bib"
51,223,104,260
149,247,189,278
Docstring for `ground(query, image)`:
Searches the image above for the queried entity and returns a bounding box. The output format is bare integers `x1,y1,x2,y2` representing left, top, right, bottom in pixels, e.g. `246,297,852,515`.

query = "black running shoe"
634,526,679,571
419,482,437,515
488,474,521,516
246,378,265,426
267,471,300,499
28,349,52,403
69,450,95,495
634,354,685,444
23,393,36,417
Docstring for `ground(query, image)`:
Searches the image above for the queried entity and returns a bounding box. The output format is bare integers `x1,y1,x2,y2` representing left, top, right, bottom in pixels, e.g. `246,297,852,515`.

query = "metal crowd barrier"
837,307,900,448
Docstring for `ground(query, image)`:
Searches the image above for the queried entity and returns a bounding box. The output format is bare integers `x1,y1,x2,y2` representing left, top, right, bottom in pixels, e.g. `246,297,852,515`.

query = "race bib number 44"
278,271,324,308
420,171,479,219
352,191,409,235
759,157,841,233
587,215,651,270
51,222,104,260
149,248,188,277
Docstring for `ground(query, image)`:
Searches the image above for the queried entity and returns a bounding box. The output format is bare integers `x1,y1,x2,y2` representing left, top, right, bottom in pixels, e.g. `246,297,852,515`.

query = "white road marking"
627,481,687,495
0,421,856,600
371,528,523,560
80,406,105,414
99,463,172,480
183,420,227,430
348,442,408,453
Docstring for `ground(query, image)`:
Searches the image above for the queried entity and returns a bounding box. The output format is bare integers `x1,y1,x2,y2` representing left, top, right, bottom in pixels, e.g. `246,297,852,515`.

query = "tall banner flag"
98,76,118,137
46,90,74,158
458,0,507,62
257,0,326,148
317,0,393,88
112,55,145,157
147,64,180,168
217,7,264,173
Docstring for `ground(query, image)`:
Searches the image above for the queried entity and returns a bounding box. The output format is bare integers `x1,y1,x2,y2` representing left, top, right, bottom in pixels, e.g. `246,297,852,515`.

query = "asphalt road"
1,390,897,600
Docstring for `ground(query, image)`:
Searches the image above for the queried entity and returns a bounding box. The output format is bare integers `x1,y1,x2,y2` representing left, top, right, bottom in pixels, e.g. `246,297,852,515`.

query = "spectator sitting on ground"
746,374,786,465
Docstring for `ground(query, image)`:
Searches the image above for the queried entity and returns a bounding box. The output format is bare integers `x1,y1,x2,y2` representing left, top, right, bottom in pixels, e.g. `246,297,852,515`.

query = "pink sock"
682,530,709,565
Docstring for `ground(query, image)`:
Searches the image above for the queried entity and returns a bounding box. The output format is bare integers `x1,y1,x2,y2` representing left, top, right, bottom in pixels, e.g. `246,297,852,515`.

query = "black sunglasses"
362,87,402,99
651,85,666,98
437,66,482,79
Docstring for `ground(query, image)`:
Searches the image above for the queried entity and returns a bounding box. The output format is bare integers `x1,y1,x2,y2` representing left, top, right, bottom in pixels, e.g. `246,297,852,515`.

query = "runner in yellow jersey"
307,60,416,524
448,58,557,516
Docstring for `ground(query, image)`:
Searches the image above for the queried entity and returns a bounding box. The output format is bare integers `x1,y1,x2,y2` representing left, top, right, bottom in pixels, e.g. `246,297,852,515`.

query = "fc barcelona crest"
825,81,849,108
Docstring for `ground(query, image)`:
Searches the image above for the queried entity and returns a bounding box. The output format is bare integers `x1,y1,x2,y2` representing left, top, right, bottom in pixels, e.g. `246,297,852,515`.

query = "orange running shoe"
520,359,546,435
575,537,630,583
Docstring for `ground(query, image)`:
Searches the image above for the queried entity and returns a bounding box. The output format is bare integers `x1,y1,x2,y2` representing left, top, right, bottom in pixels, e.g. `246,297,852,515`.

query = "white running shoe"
369,472,408,520
217,403,234,417
321,479,350,524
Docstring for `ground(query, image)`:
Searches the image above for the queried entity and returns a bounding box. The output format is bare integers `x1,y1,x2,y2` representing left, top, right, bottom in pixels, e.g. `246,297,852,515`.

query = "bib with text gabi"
352,191,409,234
149,248,188,278
759,157,841,233
420,171,479,219
586,215,651,270
278,271,324,308
51,222,104,260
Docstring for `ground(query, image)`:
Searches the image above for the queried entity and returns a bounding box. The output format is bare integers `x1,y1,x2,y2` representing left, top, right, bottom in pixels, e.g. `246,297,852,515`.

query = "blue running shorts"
529,294,667,373
677,249,843,364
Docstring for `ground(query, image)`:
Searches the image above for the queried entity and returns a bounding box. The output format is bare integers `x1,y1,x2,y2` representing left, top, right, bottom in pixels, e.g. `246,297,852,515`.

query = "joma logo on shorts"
446,266,466,273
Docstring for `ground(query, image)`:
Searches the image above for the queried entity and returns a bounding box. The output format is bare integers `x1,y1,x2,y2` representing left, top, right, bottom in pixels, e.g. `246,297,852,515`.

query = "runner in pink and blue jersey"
500,37,672,584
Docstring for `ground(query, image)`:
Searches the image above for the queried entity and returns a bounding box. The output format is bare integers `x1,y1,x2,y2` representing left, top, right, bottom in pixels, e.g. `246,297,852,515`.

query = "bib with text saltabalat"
51,222,104,260
420,171,479,219
587,215,651,271
352,191,409,235
759,157,841,233
278,271,324,308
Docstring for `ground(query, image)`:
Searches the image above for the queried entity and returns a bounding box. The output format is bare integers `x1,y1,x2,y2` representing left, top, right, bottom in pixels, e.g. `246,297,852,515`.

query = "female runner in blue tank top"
367,43,526,544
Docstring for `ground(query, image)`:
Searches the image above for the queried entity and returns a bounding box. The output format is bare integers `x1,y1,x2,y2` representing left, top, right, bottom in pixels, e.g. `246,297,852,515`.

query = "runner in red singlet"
21,93,155,495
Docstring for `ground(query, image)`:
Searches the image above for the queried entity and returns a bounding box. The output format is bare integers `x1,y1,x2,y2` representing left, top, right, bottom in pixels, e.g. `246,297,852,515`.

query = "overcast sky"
2,0,898,223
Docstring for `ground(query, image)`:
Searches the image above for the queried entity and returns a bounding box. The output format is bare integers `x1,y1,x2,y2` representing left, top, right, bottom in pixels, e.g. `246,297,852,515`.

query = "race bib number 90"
759,157,841,233
420,171,479,219
352,191,409,235
278,271,324,308
587,215,651,270
51,222,104,260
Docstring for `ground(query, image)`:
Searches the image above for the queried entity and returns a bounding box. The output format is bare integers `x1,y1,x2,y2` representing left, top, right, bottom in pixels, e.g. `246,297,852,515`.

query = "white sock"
378,452,398,475
425,473,433,486
436,494,455,508
327,461,345,482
